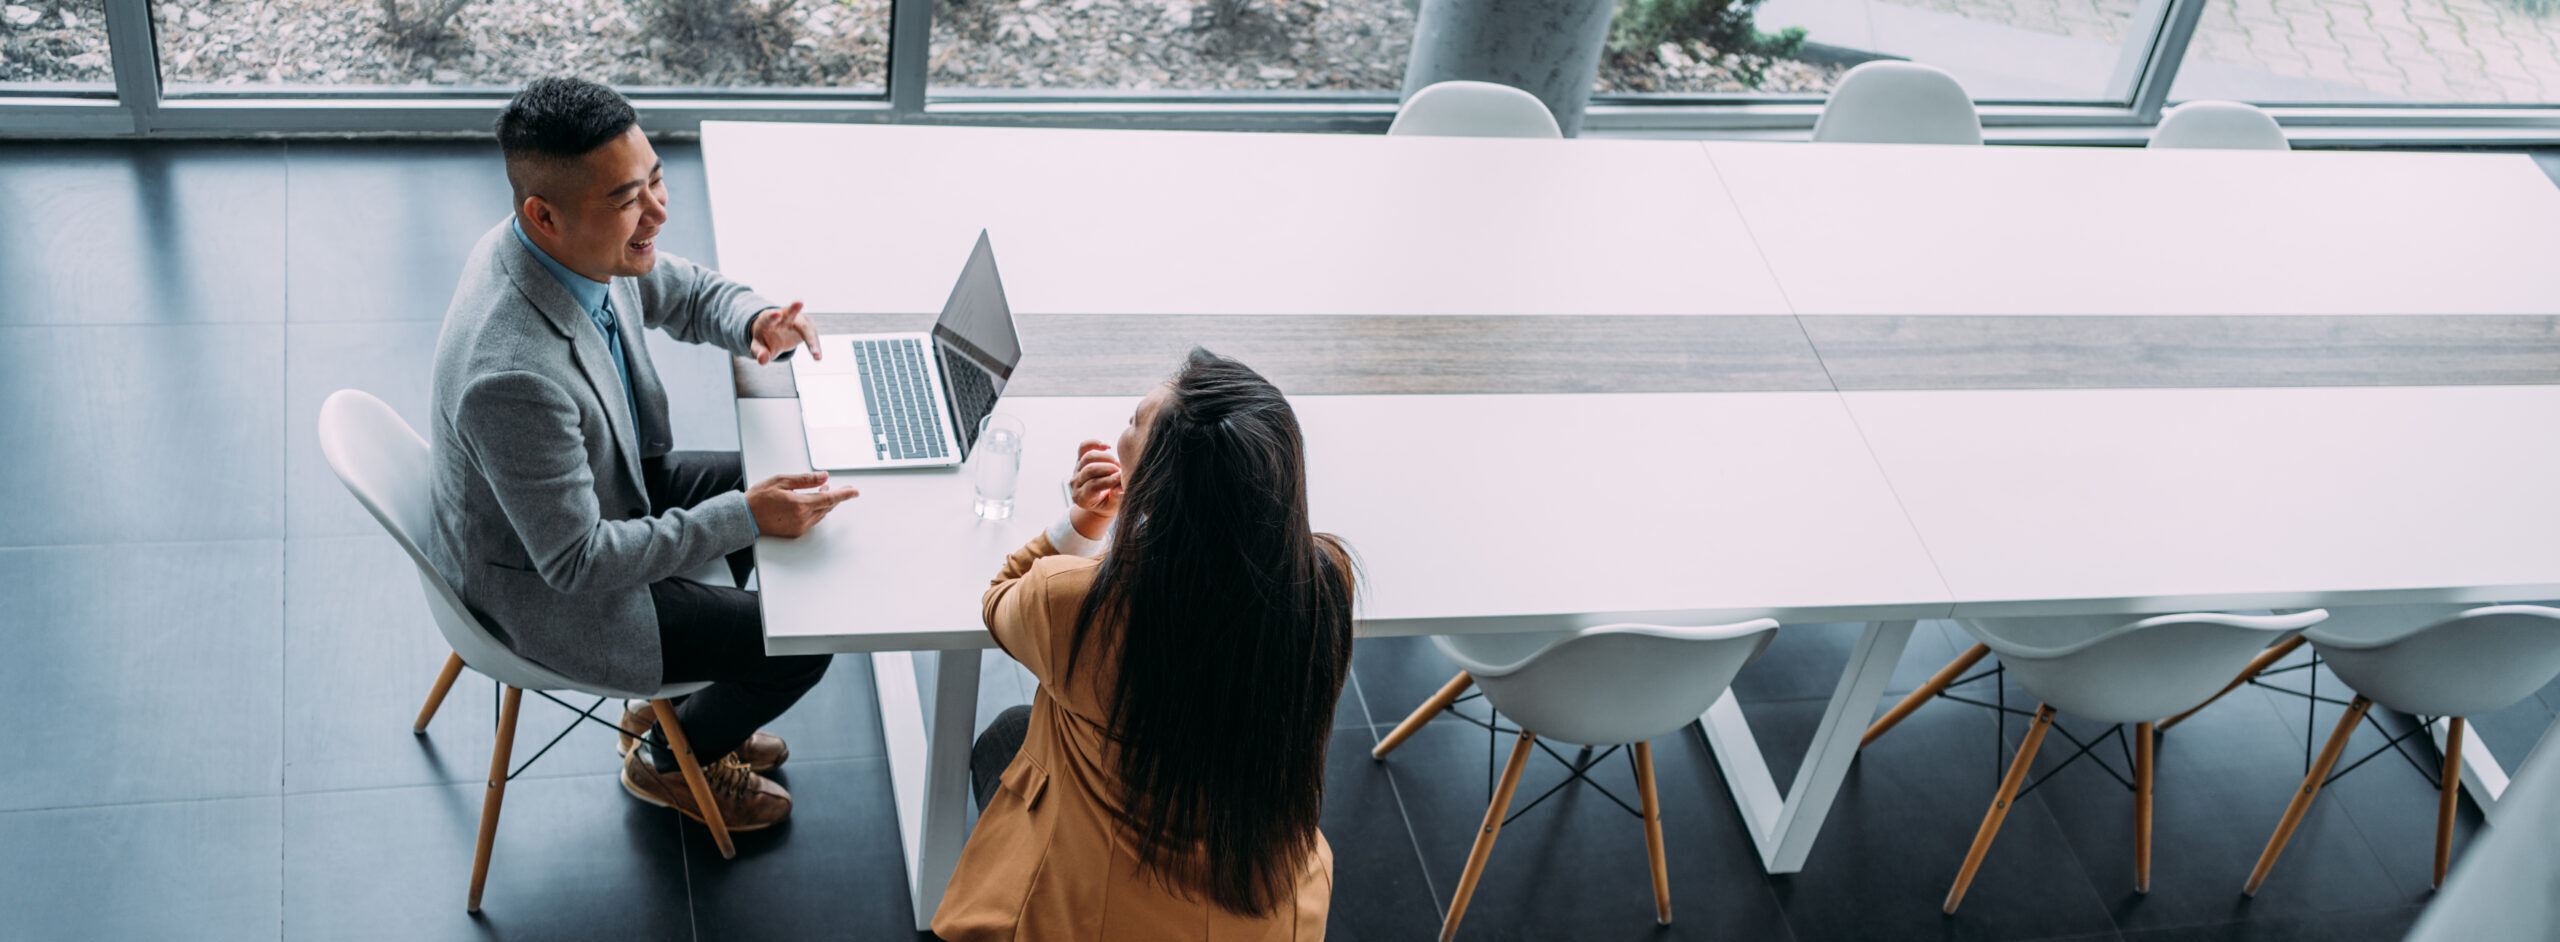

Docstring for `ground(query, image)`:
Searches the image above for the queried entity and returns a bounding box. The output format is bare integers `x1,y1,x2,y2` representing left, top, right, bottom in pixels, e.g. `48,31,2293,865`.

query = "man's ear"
522,195,558,238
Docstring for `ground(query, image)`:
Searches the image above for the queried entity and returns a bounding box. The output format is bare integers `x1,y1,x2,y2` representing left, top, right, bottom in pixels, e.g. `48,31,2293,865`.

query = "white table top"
699,122,1791,317
1842,384,2560,617
740,392,1953,653
1702,141,2560,316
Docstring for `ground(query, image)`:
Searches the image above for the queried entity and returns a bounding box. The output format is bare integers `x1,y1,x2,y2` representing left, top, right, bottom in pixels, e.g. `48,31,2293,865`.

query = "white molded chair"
1810,61,1983,145
2148,100,2290,151
2245,605,2560,894
1387,619,1780,941
317,389,737,912
1942,609,2329,912
1389,80,1563,139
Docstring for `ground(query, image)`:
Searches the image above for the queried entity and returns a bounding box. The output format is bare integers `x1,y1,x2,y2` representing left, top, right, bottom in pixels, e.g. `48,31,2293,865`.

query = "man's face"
522,125,667,281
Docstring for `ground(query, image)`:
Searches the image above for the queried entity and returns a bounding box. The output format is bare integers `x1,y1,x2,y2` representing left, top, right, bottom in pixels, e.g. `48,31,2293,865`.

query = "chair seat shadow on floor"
2245,604,2560,895
1935,609,2328,912
319,388,741,912
1372,618,1780,941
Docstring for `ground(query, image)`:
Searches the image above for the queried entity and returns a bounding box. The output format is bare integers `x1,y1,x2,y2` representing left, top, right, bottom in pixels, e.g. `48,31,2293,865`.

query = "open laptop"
794,231,1020,470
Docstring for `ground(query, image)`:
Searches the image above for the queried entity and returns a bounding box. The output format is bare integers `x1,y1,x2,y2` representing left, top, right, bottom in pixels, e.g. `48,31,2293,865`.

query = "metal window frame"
8,0,2560,146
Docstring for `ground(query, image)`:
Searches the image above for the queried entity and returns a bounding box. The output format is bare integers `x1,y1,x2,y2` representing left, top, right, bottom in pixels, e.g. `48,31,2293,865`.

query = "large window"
2,0,112,88
11,0,2560,135
1734,0,2168,100
152,0,889,91
927,0,1414,92
2170,0,2560,102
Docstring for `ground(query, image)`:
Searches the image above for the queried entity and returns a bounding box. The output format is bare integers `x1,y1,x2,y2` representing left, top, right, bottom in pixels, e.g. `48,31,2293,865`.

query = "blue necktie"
593,294,638,422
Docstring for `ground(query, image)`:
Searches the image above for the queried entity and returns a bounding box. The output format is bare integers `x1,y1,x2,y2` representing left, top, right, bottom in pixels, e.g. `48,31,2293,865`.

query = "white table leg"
1699,619,1917,873
874,649,983,931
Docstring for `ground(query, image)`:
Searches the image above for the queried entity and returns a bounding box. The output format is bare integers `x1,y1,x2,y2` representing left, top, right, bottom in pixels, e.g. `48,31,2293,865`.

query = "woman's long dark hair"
1067,347,1357,917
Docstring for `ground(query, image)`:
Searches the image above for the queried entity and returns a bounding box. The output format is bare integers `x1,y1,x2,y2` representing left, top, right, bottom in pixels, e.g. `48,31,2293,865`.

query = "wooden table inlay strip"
734,313,1832,398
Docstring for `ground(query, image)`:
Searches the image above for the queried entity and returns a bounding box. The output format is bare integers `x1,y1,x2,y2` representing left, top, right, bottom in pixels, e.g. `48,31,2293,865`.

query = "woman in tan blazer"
932,348,1357,942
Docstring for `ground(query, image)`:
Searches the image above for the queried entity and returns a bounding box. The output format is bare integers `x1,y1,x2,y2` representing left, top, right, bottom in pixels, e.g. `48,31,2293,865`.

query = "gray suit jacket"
426,221,773,693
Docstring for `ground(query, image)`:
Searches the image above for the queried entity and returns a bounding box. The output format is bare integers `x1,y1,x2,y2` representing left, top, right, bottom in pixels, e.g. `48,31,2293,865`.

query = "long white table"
740,392,1953,927
705,122,2560,930
701,122,1790,317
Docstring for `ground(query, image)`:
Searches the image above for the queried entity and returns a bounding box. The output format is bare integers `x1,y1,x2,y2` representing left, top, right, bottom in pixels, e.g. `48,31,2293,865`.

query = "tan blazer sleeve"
983,532,1065,679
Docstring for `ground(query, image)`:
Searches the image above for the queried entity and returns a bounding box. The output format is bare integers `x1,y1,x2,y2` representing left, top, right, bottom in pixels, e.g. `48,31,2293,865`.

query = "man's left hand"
751,301,821,365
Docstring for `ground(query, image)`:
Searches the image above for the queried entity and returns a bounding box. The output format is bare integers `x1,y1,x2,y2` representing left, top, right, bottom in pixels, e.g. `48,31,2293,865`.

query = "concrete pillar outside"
1400,0,1618,137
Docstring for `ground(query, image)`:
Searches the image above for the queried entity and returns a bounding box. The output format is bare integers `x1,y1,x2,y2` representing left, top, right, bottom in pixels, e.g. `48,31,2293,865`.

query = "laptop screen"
931,230,1021,457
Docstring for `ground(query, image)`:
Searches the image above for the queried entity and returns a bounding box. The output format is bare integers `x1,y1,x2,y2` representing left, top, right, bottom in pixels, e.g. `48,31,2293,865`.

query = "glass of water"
972,413,1025,520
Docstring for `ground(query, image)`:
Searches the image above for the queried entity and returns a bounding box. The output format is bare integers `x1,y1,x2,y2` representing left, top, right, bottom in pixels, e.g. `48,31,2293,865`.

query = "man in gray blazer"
427,77,852,832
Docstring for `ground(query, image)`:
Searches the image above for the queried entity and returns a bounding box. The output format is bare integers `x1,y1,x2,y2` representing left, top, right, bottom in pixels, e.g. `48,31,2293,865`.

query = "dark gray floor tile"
284,140,722,323
680,757,918,942
285,319,444,537
0,541,283,810
284,141,512,324
1350,635,1468,739
1322,725,1447,942
0,797,282,940
283,774,693,942
2117,904,2422,942
1730,618,1971,704
0,324,283,545
1379,719,1795,942
648,329,746,451
284,535,497,794
1752,698,2123,942
0,142,287,325
2027,687,2409,931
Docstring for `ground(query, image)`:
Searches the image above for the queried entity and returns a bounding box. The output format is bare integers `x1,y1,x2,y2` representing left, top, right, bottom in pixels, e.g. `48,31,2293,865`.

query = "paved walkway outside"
1875,0,2560,101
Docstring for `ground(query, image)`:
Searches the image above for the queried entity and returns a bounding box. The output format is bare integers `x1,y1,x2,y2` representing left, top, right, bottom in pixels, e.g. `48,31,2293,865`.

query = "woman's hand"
1066,440,1122,540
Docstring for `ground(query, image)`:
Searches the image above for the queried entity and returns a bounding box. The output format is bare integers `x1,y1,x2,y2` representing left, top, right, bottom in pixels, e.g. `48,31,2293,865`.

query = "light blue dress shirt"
513,218,638,423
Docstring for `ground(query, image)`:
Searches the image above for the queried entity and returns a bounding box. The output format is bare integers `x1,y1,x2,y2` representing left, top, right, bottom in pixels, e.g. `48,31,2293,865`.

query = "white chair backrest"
1389,80,1563,139
2148,100,2289,150
1959,610,2329,724
1435,619,1781,746
2310,605,2560,718
317,389,590,696
1810,61,1983,145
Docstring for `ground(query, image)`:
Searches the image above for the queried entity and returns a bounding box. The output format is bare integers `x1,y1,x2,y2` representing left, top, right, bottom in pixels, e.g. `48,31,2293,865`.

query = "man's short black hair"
496,77,639,213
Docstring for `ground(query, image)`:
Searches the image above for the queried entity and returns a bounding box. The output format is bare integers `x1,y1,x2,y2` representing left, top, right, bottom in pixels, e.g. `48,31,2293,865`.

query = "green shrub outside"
1609,0,1808,60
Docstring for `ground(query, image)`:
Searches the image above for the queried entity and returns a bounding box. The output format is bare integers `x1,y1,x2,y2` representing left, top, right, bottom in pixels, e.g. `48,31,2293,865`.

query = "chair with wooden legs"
319,389,741,912
2244,605,2560,895
1939,609,2329,913
1389,80,1562,139
1393,619,1779,941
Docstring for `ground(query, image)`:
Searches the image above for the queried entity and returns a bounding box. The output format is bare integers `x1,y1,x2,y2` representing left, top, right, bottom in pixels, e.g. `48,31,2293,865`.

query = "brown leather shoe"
619,702,789,772
620,748,792,831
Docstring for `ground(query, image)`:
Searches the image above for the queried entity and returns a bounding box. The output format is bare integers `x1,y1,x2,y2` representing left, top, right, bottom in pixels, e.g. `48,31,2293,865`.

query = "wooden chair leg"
1440,729,1536,942
652,699,736,859
1945,703,2055,914
466,685,522,913
2244,695,2372,896
2135,721,2154,894
2435,716,2465,889
415,651,466,734
1863,643,1989,749
1374,671,1473,760
1634,741,1672,925
2159,635,2306,733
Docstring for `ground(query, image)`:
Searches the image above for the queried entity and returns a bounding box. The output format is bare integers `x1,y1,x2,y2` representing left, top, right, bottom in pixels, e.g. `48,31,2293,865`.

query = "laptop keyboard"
852,338,947,461
942,346,999,454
